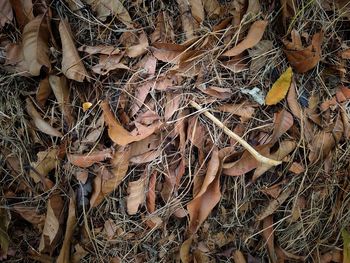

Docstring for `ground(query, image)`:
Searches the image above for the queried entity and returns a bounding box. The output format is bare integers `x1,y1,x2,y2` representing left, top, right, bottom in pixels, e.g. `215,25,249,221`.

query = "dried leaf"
26,98,63,137
49,75,74,126
150,11,175,43
146,171,157,213
283,30,323,73
262,216,277,263
57,195,77,263
287,80,302,119
9,0,34,28
36,77,51,108
22,14,50,75
233,250,247,263
253,140,296,181
165,93,182,121
101,101,162,146
68,148,113,168
266,109,294,144
265,67,293,105
151,42,187,63
289,162,304,174
91,54,129,75
248,40,273,73
126,176,146,215
39,193,64,252
180,237,193,263
188,148,221,233
257,186,294,221
197,85,232,99
0,0,13,27
189,0,204,22
216,102,256,121
177,0,195,40
241,87,265,105
29,148,58,183
59,19,89,82
203,0,221,17
13,206,45,228
78,45,120,55
122,30,148,58
222,20,268,57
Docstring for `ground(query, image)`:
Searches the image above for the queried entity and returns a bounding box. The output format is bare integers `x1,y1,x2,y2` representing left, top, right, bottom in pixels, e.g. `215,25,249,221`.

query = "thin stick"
189,100,282,166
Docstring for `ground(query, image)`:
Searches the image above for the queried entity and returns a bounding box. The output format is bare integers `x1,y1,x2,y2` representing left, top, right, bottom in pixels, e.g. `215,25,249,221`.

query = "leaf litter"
1,0,350,262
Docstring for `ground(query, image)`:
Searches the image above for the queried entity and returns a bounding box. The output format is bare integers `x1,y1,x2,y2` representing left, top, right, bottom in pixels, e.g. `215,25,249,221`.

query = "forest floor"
1,0,350,262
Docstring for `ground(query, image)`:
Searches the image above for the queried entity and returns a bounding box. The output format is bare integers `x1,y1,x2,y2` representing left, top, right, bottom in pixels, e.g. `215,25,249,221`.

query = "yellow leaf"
342,229,350,263
265,67,293,105
82,102,92,112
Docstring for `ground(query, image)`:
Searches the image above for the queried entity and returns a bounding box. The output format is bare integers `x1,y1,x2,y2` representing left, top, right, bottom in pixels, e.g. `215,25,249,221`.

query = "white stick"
189,100,281,166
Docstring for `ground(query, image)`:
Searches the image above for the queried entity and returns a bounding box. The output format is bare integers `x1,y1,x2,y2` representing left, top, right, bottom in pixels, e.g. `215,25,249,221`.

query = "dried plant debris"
1,0,350,262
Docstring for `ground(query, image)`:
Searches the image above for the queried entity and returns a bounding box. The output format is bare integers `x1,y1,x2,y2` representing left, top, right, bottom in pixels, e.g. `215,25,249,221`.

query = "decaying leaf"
22,14,50,75
187,148,221,233
29,148,58,183
283,30,323,73
265,67,293,105
26,98,63,137
126,175,146,215
287,80,302,119
68,148,113,168
223,20,268,57
59,19,90,82
101,101,162,146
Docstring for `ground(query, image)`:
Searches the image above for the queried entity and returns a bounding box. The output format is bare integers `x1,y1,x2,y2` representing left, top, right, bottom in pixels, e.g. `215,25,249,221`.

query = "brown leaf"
189,0,204,22
101,101,162,146
13,206,45,229
91,54,129,75
0,0,13,27
177,0,196,40
49,75,74,127
223,146,270,176
26,98,63,137
0,208,10,260
57,195,77,263
9,0,34,28
22,14,50,75
130,149,161,164
262,216,277,263
253,140,296,181
68,148,113,168
180,237,193,263
197,85,232,99
29,148,58,183
248,40,273,73
150,42,187,63
146,171,157,213
78,45,120,55
266,109,294,144
221,56,247,73
129,80,154,117
81,114,104,144
59,19,89,82
150,11,175,43
165,93,182,121
257,186,294,221
287,80,302,119
188,148,221,233
216,102,256,121
283,30,323,73
203,0,221,17
121,30,148,58
126,175,146,215
288,162,305,174
39,193,64,252
233,250,247,263
36,77,51,108
222,20,268,57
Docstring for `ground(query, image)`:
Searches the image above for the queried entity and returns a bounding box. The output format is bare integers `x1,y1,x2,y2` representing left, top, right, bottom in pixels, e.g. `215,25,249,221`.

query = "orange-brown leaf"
68,148,113,168
265,67,293,105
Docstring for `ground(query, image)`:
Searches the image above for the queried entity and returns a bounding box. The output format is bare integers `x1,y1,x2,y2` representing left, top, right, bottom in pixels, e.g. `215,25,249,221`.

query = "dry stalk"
189,100,282,166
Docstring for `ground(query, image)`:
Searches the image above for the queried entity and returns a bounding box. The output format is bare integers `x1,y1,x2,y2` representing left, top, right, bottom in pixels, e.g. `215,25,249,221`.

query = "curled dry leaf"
151,42,187,63
222,20,268,57
101,101,162,146
265,109,294,144
126,175,146,215
287,80,302,119
36,77,51,108
57,195,77,263
257,186,295,221
59,19,89,82
283,30,323,73
146,171,157,213
49,75,74,126
22,14,50,76
120,30,148,58
25,98,63,137
29,148,58,183
91,54,129,75
68,148,113,168
252,140,296,181
265,67,293,105
187,148,221,233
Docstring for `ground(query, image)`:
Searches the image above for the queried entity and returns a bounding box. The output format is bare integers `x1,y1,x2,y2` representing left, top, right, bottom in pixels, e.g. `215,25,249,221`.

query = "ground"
0,0,350,262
